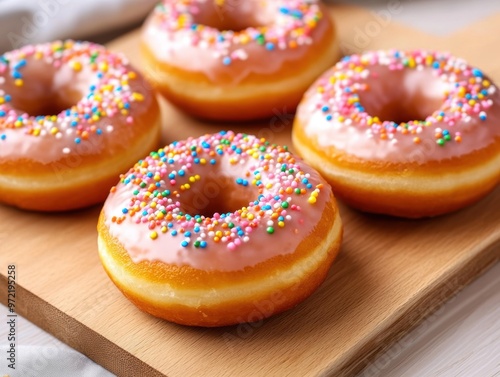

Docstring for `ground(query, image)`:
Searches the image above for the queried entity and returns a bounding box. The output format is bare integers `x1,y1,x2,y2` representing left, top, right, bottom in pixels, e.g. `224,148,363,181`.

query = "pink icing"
103,132,333,271
296,50,500,163
0,41,155,165
141,0,331,84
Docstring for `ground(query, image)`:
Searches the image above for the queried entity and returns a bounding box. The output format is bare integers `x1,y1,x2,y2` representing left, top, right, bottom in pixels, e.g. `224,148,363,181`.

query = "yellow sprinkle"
33,128,40,136
99,62,108,72
50,127,59,135
128,71,137,79
14,79,23,87
200,158,206,165
161,226,168,233
189,176,196,183
132,92,144,101
0,98,4,104
14,121,22,128
71,61,82,71
278,221,285,228
150,231,158,240
308,196,317,204
247,214,254,220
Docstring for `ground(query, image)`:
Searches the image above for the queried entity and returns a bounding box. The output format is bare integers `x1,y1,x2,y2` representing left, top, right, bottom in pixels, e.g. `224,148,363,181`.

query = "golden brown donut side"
140,2,340,120
98,194,342,327
293,121,500,218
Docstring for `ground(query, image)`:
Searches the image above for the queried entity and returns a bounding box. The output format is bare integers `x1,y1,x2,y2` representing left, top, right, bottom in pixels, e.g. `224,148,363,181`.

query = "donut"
97,131,343,326
141,0,339,121
0,41,161,211
293,50,500,218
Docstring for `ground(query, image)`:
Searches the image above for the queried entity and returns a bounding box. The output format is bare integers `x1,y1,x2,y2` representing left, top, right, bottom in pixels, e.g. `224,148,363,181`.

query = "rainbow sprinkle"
150,0,324,65
310,50,497,146
0,40,144,152
109,131,325,250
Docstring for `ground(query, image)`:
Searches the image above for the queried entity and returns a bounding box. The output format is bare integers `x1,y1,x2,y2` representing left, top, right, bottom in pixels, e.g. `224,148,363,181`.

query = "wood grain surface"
1,4,500,377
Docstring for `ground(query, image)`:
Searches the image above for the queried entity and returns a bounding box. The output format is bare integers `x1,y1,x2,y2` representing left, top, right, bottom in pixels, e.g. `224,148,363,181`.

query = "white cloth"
1,345,114,377
0,0,158,53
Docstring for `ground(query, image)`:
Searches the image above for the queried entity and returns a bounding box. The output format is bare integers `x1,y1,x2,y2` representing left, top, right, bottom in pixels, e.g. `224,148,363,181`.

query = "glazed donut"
141,0,339,121
0,41,161,211
97,131,343,326
293,50,500,218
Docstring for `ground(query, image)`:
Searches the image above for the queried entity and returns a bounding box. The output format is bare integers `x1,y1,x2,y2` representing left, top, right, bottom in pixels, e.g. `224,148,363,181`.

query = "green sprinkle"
267,227,275,234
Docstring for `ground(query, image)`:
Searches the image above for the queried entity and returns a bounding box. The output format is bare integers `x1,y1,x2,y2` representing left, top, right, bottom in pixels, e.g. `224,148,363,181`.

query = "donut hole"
358,67,446,124
178,172,258,218
3,59,90,116
191,1,273,31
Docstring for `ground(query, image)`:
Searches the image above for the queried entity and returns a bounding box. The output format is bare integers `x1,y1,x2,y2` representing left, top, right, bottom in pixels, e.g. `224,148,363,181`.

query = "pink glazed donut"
141,0,340,120
97,132,343,326
293,50,500,218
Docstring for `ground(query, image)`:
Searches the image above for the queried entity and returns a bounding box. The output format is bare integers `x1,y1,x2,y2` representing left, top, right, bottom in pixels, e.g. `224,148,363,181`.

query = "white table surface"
1,1,500,376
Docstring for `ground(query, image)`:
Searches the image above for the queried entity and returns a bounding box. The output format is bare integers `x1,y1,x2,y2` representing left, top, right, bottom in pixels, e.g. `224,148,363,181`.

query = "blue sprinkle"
222,57,232,66
185,231,192,237
480,113,487,121
178,170,185,176
122,208,128,214
0,111,5,117
12,71,22,79
472,68,483,78
307,183,313,189
302,178,309,184
432,62,440,69
14,59,26,69
168,173,176,179
194,158,200,164
147,172,153,178
74,138,81,144
181,240,189,247
96,129,102,135
168,223,174,228
279,7,290,14
321,106,329,112
210,159,216,165
171,230,178,236
326,114,333,121
0,134,6,140
442,130,450,135
4,95,11,102
265,42,275,51
200,241,207,248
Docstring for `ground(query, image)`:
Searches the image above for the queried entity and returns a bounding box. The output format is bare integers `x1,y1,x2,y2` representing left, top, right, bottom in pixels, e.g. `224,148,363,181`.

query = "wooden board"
1,4,500,377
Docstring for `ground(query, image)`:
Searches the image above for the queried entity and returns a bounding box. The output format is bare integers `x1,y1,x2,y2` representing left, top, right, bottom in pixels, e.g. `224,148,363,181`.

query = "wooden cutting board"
1,4,500,377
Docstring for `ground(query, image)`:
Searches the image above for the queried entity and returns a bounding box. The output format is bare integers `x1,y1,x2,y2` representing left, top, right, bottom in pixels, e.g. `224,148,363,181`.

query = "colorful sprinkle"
148,0,323,66
310,50,497,147
0,40,146,154
109,132,325,251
